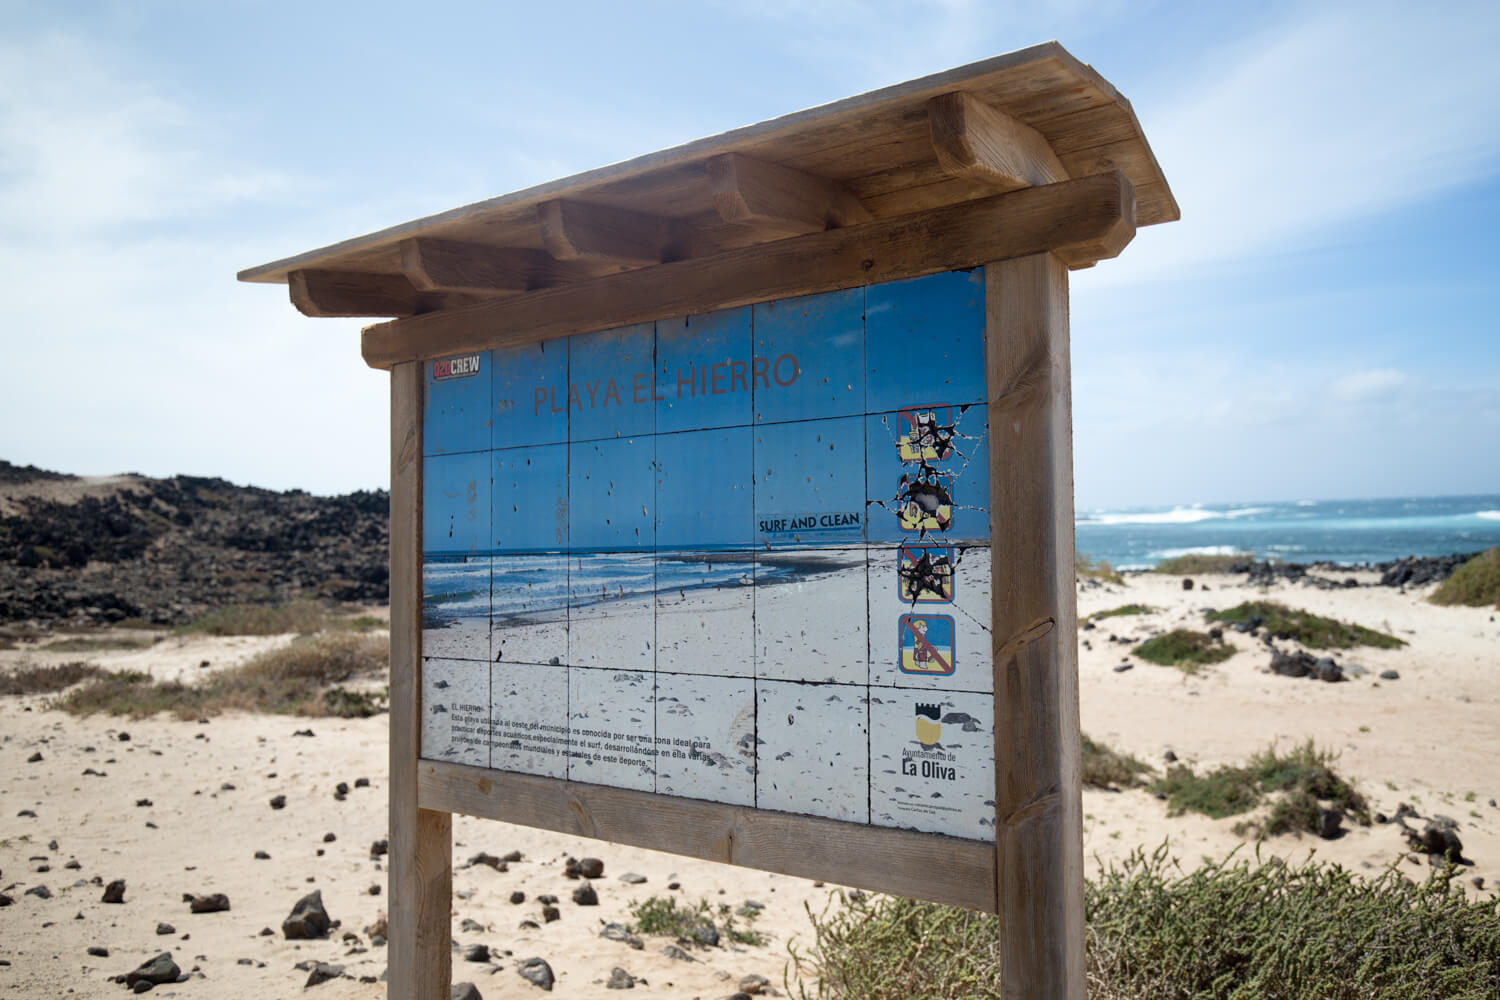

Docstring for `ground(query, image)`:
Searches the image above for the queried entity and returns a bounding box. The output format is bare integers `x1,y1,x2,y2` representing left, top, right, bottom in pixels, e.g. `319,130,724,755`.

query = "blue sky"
1,0,1496,508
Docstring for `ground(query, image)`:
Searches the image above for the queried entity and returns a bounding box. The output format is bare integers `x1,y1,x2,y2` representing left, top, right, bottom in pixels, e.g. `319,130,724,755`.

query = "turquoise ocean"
1075,495,1500,570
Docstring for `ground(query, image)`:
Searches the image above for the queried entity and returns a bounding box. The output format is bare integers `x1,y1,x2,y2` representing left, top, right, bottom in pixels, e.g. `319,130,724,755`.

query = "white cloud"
1098,0,1500,286
1330,368,1408,403
0,33,290,239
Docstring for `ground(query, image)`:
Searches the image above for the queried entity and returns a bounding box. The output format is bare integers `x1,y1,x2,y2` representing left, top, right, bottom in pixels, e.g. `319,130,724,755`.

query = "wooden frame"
246,43,1175,1000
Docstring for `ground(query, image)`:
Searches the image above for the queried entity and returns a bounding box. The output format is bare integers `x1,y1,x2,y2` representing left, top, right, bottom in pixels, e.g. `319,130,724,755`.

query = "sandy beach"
2,569,1497,997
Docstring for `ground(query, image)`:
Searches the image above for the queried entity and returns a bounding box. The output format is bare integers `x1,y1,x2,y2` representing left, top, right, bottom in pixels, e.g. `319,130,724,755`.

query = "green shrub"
1154,551,1250,574
1132,630,1233,672
1150,742,1369,836
1082,734,1154,790
1430,548,1500,607
790,849,1500,1000
1205,601,1404,649
627,895,765,947
1090,604,1155,621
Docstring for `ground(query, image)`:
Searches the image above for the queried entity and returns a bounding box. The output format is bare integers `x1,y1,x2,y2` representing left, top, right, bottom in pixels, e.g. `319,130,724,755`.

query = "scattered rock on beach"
189,893,229,914
102,879,125,904
601,923,644,949
155,923,174,936
572,883,598,906
1318,809,1343,839
1380,669,1400,680
662,944,694,962
303,961,344,987
282,890,332,939
518,956,554,991
452,983,484,1000
606,967,636,989
541,905,560,923
509,891,525,904
462,943,489,963
578,857,604,878
740,973,771,994
24,884,51,900
123,952,179,989
619,872,647,884
268,795,285,810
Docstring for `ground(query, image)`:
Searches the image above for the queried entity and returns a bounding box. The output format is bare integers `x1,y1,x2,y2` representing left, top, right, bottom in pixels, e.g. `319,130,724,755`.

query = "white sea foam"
1148,545,1244,559
1079,505,1269,526
1477,510,1500,521
1295,499,1318,507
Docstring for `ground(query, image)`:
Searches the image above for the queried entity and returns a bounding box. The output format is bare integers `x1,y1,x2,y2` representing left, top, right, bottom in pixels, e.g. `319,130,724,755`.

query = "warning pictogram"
897,466,954,533
898,614,955,676
896,407,957,462
897,544,954,603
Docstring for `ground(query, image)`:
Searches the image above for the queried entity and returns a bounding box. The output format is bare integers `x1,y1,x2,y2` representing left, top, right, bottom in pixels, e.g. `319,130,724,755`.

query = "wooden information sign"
241,42,1176,1000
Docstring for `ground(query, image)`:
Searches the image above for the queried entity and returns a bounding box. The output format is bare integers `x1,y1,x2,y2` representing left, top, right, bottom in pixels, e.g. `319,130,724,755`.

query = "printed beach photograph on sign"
419,266,996,842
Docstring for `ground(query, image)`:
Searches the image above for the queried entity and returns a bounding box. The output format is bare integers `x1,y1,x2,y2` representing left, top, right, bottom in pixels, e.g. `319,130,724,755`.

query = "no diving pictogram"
898,614,955,676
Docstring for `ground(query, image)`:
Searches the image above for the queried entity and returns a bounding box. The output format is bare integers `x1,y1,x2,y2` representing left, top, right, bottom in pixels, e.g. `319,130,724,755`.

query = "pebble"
188,893,230,914
1112,662,1133,673
740,973,771,994
1380,669,1400,680
102,879,126,904
460,918,485,933
354,777,371,788
509,891,526,904
254,850,270,860
541,905,561,923
606,966,636,989
268,795,286,810
304,961,344,987
282,889,332,939
619,872,647,884
24,885,51,899
87,945,109,957
27,752,42,763
451,983,483,1000
661,944,694,962
462,943,489,963
572,883,599,906
155,923,175,936
323,832,336,842
578,857,605,878
518,957,555,991
124,952,180,989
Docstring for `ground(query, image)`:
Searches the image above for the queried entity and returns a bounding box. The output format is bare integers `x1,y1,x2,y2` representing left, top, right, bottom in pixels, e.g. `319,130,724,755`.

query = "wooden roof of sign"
241,42,1176,364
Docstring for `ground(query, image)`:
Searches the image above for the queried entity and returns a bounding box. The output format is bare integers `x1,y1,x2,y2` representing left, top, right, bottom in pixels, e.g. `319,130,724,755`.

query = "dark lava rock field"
0,460,388,628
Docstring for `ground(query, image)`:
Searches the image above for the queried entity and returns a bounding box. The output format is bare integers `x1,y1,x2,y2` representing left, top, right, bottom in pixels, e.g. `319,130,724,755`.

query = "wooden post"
986,253,1084,998
388,361,453,1000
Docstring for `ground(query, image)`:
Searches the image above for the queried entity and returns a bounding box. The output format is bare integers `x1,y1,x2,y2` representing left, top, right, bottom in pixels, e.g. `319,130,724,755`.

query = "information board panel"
419,268,997,842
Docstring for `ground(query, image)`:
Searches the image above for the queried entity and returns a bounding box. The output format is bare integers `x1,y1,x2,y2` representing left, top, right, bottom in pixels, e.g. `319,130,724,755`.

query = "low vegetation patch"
1150,741,1369,836
791,849,1500,1000
1077,553,1124,586
43,635,158,653
1089,604,1155,621
51,633,387,719
1131,630,1233,672
1205,601,1404,649
627,895,765,947
0,661,103,696
1153,551,1249,574
1082,735,1154,790
175,600,334,637
1429,547,1500,608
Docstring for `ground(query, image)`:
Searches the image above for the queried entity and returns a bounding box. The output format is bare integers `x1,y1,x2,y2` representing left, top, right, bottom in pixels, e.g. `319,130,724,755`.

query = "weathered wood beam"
537,199,670,265
363,170,1135,369
706,152,872,236
291,269,424,317
419,759,996,912
289,268,492,318
928,91,1069,192
399,237,603,294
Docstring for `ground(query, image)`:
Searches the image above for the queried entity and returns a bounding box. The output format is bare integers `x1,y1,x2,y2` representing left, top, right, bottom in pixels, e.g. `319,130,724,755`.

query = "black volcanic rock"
0,463,388,627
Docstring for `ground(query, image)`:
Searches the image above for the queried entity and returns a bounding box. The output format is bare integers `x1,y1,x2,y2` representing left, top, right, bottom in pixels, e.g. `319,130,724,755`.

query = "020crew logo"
432,354,483,381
